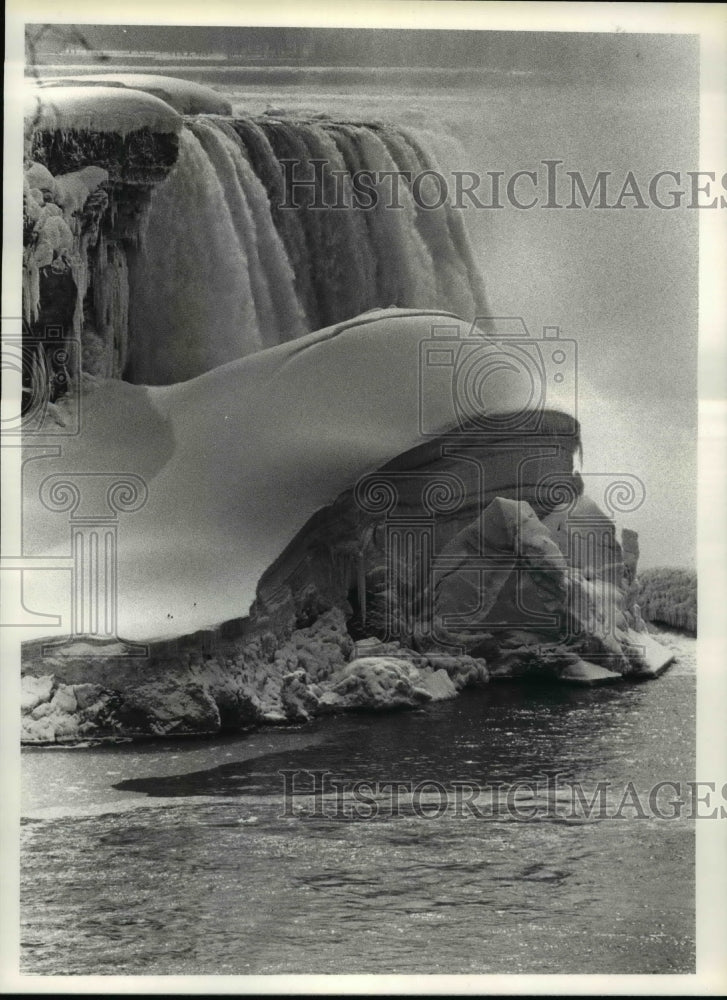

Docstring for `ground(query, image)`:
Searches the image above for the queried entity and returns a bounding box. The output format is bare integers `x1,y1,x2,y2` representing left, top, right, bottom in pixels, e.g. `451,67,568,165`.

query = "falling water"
125,116,489,386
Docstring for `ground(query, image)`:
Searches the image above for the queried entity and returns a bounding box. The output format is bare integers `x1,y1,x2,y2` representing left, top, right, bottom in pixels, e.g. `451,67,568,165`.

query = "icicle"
357,550,367,627
231,118,314,330
353,125,440,310
22,260,40,325
69,250,88,339
91,237,130,378
191,119,305,347
379,128,475,317
260,121,324,330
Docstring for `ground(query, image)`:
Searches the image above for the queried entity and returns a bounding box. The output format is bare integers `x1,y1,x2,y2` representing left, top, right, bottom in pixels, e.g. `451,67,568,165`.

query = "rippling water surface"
21,634,695,975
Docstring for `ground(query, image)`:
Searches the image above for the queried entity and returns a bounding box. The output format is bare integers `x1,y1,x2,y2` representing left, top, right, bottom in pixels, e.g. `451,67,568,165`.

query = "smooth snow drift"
21,308,576,643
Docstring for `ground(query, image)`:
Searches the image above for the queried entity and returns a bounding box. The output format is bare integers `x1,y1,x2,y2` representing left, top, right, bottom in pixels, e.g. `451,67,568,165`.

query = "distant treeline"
633,567,697,634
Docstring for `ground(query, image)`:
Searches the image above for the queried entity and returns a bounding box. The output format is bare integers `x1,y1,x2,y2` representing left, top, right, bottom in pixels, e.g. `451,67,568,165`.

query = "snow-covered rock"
620,629,676,678
321,657,457,711
25,85,182,137
24,161,56,193
18,304,663,742
53,166,109,217
21,308,577,643
21,674,54,713
559,660,622,686
36,74,232,116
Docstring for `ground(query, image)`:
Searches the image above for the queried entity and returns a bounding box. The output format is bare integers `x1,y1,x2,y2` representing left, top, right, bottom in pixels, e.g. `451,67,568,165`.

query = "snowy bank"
21,610,488,742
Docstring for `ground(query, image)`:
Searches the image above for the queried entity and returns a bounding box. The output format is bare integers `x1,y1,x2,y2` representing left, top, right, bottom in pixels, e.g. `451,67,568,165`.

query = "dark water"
21,636,695,975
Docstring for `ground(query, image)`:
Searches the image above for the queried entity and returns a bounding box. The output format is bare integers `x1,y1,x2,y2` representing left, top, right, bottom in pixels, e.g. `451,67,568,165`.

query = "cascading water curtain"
127,117,489,386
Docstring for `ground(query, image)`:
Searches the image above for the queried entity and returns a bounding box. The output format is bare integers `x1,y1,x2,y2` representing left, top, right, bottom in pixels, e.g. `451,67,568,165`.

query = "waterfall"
118,116,489,385
126,126,303,384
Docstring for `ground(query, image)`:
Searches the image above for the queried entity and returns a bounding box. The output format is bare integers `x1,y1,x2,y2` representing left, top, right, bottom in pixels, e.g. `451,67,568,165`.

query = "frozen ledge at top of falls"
33,74,233,116
25,84,183,137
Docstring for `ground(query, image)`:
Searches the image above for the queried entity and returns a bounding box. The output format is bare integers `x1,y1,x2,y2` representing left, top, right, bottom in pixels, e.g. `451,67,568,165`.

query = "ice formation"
23,173,81,324
23,84,181,379
25,84,182,138
18,306,668,739
36,74,233,115
53,166,109,217
127,123,306,382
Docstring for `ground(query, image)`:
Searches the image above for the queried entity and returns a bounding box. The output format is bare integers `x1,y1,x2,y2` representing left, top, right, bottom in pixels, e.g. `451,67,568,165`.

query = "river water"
21,633,695,975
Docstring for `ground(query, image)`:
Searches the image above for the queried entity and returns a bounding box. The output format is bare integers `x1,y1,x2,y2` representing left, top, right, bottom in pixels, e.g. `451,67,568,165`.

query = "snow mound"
21,308,577,642
35,74,233,116
25,84,182,137
53,166,109,217
25,161,56,192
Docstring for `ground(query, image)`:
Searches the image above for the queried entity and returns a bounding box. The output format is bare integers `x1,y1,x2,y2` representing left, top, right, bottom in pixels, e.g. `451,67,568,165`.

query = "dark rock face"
253,415,581,633
29,127,180,186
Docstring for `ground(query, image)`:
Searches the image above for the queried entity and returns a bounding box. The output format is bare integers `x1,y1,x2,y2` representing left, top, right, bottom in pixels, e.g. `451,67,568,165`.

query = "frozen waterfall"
125,117,489,385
